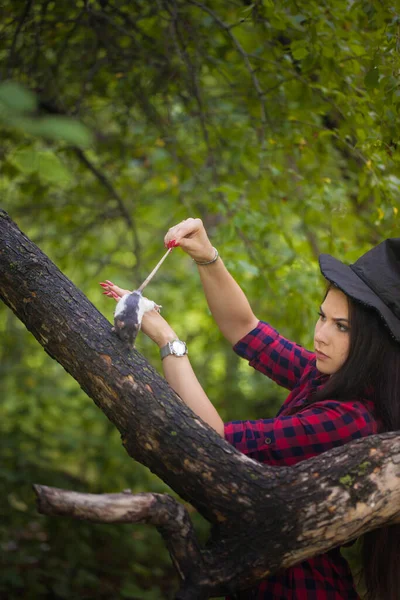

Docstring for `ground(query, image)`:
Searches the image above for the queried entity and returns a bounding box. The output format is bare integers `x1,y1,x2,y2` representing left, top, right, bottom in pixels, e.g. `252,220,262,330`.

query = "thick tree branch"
34,485,205,585
1,209,400,598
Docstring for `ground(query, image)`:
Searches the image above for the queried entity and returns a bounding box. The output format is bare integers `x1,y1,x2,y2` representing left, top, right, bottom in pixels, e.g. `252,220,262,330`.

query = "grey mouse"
113,291,161,348
112,248,171,348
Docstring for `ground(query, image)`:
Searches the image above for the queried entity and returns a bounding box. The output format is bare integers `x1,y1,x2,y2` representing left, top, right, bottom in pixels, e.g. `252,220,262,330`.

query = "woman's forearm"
101,280,226,437
162,355,225,437
163,218,258,345
197,257,259,345
144,319,225,437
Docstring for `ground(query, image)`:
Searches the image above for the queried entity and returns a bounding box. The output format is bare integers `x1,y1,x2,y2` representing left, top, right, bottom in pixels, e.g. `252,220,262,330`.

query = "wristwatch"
160,339,188,360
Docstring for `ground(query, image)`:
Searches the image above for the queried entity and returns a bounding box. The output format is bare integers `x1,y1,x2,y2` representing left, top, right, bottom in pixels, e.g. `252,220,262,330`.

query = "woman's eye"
318,311,349,332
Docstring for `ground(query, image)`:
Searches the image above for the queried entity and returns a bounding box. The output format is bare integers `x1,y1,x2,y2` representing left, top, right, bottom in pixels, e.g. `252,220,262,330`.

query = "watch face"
171,340,186,356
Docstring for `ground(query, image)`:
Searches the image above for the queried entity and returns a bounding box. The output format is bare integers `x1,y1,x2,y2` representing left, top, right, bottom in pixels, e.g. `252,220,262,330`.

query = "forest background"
1,1,399,598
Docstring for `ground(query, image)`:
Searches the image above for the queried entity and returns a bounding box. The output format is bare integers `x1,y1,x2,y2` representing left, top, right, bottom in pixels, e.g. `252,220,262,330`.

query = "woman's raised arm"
165,218,259,345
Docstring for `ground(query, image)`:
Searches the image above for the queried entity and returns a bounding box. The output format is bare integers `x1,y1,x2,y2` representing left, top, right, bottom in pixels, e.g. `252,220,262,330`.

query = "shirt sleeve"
233,320,315,390
224,399,379,467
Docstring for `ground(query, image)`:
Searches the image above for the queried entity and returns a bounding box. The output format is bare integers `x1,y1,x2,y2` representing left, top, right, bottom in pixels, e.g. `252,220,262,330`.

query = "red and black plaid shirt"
224,321,381,600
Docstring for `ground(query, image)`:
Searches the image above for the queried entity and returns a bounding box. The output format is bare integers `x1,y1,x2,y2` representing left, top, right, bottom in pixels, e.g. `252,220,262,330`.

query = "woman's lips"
315,349,329,360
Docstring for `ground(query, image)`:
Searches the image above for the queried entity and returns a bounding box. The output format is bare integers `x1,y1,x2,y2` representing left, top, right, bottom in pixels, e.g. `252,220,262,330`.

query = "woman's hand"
164,218,215,263
99,280,177,348
99,280,130,301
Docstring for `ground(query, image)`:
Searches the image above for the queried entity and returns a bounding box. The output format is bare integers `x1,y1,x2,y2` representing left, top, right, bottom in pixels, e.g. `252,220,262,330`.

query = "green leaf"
289,14,307,27
237,260,259,276
9,149,72,185
36,152,72,184
291,41,309,60
0,81,37,113
365,67,380,89
34,117,94,148
9,148,39,174
322,45,335,58
292,47,309,60
349,43,365,56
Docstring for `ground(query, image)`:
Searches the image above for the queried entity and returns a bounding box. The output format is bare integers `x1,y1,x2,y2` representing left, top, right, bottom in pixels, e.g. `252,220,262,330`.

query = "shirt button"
265,437,272,445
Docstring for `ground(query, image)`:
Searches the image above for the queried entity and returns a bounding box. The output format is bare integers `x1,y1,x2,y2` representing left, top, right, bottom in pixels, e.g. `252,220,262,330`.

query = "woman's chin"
315,358,333,374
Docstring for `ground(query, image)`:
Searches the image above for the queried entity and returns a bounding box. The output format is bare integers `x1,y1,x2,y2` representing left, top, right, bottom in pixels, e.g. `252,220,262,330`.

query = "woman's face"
314,287,351,375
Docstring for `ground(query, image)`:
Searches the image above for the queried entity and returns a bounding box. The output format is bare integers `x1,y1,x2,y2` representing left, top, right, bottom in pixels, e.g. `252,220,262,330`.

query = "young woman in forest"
100,218,400,600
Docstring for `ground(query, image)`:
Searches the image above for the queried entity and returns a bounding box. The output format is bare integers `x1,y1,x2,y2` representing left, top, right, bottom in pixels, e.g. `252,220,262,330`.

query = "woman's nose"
315,323,329,346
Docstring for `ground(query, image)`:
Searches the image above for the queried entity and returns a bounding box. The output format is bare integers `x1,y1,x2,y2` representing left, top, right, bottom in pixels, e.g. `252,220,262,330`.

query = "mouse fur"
113,291,160,348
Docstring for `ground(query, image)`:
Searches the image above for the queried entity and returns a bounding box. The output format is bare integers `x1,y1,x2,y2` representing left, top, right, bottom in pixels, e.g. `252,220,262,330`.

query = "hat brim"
319,253,400,342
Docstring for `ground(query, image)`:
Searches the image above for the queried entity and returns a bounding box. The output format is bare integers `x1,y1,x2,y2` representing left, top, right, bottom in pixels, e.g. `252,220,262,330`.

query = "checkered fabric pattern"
224,321,381,600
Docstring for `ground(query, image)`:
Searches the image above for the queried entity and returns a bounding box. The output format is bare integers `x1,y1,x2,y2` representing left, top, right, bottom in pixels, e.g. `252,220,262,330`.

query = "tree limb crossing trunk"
1,210,400,598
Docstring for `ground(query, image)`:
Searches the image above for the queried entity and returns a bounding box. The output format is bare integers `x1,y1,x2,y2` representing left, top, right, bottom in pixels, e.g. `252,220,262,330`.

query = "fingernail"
105,280,114,284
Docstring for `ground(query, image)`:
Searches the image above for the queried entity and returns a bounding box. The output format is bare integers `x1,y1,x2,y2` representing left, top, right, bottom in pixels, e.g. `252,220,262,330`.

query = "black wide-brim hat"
319,238,400,343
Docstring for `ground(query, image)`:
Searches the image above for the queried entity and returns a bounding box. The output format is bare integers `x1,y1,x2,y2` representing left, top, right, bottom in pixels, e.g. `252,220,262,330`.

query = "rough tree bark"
0,209,399,599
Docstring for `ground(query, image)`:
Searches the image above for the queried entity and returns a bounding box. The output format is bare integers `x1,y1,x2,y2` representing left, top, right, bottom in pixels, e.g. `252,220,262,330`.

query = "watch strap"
160,340,187,360
160,342,173,360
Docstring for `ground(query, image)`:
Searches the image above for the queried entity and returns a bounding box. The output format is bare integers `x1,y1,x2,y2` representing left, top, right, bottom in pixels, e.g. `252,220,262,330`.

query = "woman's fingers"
104,290,120,300
99,281,130,301
164,218,202,247
163,218,214,262
102,289,119,301
164,219,193,245
166,239,180,249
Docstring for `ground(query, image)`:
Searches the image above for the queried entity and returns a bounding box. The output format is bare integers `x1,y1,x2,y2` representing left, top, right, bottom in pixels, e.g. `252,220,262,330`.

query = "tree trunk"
1,209,399,598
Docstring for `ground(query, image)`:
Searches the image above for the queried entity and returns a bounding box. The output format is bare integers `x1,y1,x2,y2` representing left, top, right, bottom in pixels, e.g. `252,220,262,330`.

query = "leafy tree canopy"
0,1,399,597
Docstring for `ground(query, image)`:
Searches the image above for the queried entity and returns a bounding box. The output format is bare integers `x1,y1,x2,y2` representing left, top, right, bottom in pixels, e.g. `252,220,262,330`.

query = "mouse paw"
154,303,162,313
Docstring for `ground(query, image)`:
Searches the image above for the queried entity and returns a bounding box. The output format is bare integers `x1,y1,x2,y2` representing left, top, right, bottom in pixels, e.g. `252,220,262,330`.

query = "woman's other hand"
164,218,214,263
99,280,130,301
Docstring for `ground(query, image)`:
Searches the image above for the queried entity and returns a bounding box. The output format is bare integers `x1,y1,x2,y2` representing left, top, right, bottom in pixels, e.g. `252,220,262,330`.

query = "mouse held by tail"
113,291,161,348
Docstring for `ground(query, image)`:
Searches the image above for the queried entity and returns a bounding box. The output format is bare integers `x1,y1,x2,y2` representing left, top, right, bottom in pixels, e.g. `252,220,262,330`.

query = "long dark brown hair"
290,283,400,600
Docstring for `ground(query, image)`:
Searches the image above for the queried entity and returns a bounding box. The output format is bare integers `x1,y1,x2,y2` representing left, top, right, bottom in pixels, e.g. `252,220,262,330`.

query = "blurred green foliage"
1,0,399,597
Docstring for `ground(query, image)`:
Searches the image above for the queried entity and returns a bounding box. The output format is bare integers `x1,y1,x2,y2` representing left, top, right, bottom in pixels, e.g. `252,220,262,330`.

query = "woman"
100,218,400,600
